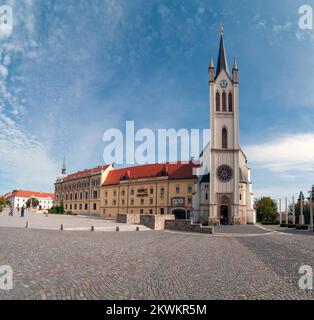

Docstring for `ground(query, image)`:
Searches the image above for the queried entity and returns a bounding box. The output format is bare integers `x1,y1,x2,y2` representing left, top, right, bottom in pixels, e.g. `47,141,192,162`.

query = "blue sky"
0,0,314,201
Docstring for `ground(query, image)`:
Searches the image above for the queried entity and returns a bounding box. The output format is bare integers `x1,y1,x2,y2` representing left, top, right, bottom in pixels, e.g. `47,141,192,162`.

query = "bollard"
91,226,95,232
60,224,64,231
26,221,29,229
136,226,140,232
116,226,120,232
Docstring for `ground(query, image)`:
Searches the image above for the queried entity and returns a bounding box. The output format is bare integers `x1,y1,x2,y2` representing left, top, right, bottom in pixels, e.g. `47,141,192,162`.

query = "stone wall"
165,220,214,234
116,213,141,224
140,214,175,230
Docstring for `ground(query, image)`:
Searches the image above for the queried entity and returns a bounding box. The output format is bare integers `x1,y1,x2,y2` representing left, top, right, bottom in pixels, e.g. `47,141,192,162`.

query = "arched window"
222,128,227,149
228,92,233,112
216,92,220,112
222,92,227,112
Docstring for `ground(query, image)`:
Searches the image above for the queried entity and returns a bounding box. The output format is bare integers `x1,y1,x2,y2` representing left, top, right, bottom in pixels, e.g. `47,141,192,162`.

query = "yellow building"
100,162,195,220
54,165,113,215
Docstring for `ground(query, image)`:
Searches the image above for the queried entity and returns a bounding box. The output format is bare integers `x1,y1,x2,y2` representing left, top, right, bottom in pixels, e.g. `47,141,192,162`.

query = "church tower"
208,27,242,225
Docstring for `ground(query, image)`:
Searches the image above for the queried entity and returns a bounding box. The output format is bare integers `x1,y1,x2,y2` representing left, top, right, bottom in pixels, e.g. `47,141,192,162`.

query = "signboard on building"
171,197,185,208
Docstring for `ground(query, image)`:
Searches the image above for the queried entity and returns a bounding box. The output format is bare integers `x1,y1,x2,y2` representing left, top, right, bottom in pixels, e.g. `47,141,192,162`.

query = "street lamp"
309,189,314,231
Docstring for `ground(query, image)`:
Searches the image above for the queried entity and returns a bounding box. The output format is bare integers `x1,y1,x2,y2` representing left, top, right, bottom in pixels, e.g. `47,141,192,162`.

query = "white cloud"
245,133,314,174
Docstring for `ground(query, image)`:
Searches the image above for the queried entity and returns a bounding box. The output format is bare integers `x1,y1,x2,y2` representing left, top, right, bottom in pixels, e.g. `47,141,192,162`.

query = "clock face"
220,80,228,88
217,165,233,183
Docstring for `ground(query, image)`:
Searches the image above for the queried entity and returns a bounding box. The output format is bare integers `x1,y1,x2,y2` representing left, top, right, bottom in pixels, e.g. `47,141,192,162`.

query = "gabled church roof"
216,34,230,78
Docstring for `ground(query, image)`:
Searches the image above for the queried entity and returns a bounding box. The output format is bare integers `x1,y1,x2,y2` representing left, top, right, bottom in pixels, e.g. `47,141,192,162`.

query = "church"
193,29,256,226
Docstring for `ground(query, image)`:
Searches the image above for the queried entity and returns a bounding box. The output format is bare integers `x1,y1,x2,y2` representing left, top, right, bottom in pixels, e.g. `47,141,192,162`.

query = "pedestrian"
9,206,13,216
21,206,25,218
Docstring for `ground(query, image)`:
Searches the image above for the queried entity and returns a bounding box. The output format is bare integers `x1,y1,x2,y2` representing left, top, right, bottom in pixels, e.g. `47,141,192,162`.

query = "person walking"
9,206,13,216
21,206,25,218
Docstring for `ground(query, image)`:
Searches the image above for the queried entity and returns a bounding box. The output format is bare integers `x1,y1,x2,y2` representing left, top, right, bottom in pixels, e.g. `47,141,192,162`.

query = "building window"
188,186,192,193
141,199,144,205
85,192,89,199
222,92,227,112
65,204,68,210
205,193,208,200
93,191,98,199
222,128,228,149
160,208,165,215
80,193,83,200
176,187,180,194
131,189,134,196
149,209,153,214
113,200,117,206
160,188,165,196
70,204,72,210
140,209,144,214
150,198,154,205
188,198,192,205
122,199,125,205
114,190,117,197
121,190,125,196
216,92,220,112
93,203,97,210
105,200,108,206
75,193,78,200
85,203,88,210
105,191,108,197
228,92,233,112
74,204,77,210
131,199,134,205
150,188,154,194
79,204,82,210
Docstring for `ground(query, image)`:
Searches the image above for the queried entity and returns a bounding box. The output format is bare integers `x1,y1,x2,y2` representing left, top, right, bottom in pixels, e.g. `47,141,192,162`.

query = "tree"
26,198,39,209
0,197,8,213
255,197,278,222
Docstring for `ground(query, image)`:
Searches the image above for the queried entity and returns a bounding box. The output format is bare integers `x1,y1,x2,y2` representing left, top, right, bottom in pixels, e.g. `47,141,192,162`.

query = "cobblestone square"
0,209,313,300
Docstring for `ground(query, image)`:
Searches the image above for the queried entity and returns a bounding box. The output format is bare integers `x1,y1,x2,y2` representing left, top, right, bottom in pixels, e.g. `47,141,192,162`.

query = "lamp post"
292,196,296,225
279,199,282,224
285,197,288,225
309,189,313,231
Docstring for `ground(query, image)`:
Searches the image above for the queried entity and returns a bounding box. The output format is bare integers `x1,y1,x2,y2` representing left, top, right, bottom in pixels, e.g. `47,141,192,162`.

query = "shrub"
48,206,64,215
262,221,279,225
287,224,296,228
296,224,309,230
280,223,288,227
66,211,73,215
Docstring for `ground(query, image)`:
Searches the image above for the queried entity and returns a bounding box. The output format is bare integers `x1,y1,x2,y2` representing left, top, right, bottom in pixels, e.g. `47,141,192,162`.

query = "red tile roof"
9,190,55,199
63,165,110,182
103,162,196,186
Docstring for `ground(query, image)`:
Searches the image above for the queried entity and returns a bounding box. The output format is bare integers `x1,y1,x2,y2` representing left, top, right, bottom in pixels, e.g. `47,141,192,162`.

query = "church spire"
216,25,230,78
61,156,66,175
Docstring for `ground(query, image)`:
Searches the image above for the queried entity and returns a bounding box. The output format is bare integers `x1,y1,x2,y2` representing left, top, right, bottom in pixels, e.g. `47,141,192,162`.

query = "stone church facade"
193,30,256,225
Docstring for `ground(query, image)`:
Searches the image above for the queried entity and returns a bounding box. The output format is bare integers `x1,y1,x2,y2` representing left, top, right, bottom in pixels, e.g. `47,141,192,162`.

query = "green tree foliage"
255,197,278,222
26,198,39,208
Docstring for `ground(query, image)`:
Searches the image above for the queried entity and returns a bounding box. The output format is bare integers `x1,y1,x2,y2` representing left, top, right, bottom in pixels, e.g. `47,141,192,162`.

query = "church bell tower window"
228,92,233,112
216,92,220,112
222,92,227,112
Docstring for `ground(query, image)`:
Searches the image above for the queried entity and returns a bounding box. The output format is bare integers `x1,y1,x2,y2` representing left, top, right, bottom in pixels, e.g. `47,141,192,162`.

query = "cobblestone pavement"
0,209,150,232
0,227,313,300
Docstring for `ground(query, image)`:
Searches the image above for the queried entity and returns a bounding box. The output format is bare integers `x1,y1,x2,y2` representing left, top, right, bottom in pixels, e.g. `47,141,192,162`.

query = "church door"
220,205,229,225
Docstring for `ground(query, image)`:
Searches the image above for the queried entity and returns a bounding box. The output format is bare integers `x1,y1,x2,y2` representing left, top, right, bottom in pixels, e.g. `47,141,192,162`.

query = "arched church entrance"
219,195,231,225
220,205,229,225
172,208,187,220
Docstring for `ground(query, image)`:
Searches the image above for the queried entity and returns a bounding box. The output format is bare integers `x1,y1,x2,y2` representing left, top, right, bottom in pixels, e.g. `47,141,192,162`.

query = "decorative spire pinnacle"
210,57,214,68
220,24,224,36
233,58,238,70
